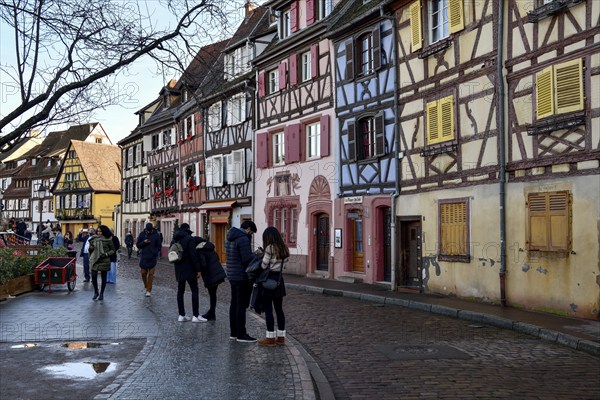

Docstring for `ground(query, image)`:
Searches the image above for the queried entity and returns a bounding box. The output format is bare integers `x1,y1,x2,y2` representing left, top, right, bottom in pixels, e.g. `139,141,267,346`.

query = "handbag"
249,283,263,314
245,254,264,281
261,259,285,291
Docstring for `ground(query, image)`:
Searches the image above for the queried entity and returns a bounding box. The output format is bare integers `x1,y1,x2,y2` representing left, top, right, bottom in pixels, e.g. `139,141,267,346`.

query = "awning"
198,200,236,210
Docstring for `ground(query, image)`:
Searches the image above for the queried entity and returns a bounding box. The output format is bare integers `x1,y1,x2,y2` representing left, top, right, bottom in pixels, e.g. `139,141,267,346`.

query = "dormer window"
280,9,291,39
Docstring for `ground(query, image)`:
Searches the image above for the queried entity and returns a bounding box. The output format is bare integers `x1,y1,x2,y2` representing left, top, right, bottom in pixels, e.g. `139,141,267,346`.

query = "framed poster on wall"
334,228,342,248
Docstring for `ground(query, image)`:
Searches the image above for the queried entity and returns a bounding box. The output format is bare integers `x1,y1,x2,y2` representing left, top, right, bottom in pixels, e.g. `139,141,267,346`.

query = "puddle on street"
63,342,102,349
41,362,117,379
11,343,37,349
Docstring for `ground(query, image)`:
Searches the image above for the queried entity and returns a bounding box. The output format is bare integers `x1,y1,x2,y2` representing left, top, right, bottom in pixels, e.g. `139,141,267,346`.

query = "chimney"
244,0,256,17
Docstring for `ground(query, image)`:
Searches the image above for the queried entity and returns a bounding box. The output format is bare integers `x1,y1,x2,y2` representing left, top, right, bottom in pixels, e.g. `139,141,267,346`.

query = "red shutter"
311,44,319,78
307,0,315,25
289,53,298,86
320,115,330,157
278,62,287,90
345,41,354,80
256,133,270,168
285,124,301,163
258,71,265,98
347,121,356,161
291,1,299,33
373,26,381,70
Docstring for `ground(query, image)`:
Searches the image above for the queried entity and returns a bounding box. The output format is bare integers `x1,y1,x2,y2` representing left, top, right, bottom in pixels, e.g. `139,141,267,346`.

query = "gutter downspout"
381,5,401,291
497,0,507,307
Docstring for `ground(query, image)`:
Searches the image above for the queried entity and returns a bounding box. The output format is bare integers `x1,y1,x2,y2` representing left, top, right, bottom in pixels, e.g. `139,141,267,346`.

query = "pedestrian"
225,220,258,343
107,228,120,284
52,226,64,249
16,219,26,237
64,231,74,250
41,223,53,246
80,228,94,282
171,223,206,322
195,237,226,321
88,225,116,301
255,227,289,346
124,230,134,259
136,223,161,297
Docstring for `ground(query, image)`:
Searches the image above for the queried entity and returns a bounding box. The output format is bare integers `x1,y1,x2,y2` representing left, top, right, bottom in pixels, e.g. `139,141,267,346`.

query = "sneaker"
229,336,237,340
145,291,151,297
236,334,257,343
192,316,207,323
178,315,191,322
201,313,216,321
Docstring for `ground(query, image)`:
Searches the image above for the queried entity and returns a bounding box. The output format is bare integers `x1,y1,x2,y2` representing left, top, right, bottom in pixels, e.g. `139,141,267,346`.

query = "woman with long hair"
257,226,289,346
88,225,116,301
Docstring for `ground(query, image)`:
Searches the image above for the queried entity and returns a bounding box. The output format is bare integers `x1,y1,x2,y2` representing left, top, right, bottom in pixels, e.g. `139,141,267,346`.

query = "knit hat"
145,223,154,231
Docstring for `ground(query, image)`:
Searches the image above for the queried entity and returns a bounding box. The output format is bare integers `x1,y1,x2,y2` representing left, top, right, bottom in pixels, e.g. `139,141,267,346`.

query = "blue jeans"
82,253,90,280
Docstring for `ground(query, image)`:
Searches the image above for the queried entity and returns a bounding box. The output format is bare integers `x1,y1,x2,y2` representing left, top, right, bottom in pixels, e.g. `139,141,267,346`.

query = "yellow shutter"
440,202,466,256
536,67,554,119
527,193,549,251
426,100,440,144
448,0,465,33
548,191,570,251
409,1,423,52
439,95,455,141
554,58,583,114
527,191,571,252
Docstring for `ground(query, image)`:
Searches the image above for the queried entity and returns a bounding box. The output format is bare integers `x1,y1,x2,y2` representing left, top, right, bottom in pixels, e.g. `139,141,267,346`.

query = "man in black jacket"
136,223,161,297
225,220,257,342
172,223,206,322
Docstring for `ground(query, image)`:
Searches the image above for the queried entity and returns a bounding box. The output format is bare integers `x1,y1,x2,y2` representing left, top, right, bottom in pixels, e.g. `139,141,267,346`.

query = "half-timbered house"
198,4,274,262
253,0,340,275
51,140,121,234
503,0,599,318
329,0,397,283
117,100,158,241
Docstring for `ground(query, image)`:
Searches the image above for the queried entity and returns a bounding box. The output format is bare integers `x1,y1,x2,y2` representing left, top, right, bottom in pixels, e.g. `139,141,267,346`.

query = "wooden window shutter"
374,112,386,156
409,1,422,52
256,133,270,168
345,41,354,80
205,158,214,187
448,0,464,34
554,58,584,114
440,202,467,256
347,121,357,161
536,66,554,119
320,115,330,157
426,100,440,144
311,44,319,78
307,0,315,26
258,71,266,98
289,53,298,86
373,25,381,70
548,191,570,251
278,62,287,90
285,124,301,163
291,1,299,33
225,154,234,185
439,95,455,141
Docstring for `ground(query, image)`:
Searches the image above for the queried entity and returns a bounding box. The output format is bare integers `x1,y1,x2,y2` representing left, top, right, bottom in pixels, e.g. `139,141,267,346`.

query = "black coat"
195,238,226,287
171,228,200,282
136,229,161,269
110,236,120,262
225,227,254,282
124,234,134,247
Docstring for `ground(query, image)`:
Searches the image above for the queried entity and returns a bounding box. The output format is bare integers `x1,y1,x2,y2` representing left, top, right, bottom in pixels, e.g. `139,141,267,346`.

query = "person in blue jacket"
195,237,227,321
225,220,257,343
136,223,161,297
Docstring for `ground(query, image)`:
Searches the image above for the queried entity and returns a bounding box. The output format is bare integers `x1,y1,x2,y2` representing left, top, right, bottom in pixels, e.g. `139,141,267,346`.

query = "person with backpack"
170,223,206,322
136,223,161,297
124,231,134,259
195,237,227,321
106,228,120,284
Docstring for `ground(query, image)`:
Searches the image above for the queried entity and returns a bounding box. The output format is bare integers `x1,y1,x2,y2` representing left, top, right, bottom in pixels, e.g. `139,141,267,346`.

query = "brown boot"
258,331,276,347
276,330,286,346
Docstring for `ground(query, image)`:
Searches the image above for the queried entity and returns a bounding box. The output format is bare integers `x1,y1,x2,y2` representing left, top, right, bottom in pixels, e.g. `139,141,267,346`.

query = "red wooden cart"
34,257,77,292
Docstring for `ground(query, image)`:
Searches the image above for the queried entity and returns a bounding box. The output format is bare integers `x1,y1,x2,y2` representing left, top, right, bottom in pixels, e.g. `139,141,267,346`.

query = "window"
227,95,245,126
162,129,172,147
95,138,102,143
536,59,583,120
124,181,130,202
280,9,291,39
205,156,223,187
306,122,321,159
426,95,455,145
208,102,222,132
225,150,246,184
268,69,279,94
133,179,138,201
358,33,374,76
317,0,333,20
273,132,285,165
409,0,464,52
347,113,385,161
140,178,146,200
151,134,160,150
438,198,470,261
136,144,142,165
127,148,133,168
430,0,449,43
301,51,311,82
184,115,195,137
527,191,571,252
270,204,298,246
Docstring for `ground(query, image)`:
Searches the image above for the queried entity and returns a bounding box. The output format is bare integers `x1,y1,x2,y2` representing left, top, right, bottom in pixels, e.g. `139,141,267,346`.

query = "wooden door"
400,220,422,287
316,214,329,271
352,218,364,273
383,208,392,282
214,223,227,264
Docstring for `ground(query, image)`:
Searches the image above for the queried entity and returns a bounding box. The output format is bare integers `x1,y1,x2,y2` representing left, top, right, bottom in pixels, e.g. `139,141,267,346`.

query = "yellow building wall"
92,193,120,231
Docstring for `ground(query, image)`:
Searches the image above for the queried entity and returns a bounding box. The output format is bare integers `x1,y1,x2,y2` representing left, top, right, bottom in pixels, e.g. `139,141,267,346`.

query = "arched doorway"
307,176,332,274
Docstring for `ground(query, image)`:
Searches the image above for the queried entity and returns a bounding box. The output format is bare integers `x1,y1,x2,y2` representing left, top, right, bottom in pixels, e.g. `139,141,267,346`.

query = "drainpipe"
381,5,401,291
497,0,507,307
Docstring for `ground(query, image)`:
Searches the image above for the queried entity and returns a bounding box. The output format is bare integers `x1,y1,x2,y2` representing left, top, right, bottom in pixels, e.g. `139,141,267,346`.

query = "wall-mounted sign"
344,196,363,204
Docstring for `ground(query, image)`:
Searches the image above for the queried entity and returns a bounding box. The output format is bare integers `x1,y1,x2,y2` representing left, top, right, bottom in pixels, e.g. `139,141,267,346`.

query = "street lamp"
37,183,47,244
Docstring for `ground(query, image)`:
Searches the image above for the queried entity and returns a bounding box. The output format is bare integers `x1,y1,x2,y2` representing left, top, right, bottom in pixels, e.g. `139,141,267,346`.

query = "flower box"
0,274,35,300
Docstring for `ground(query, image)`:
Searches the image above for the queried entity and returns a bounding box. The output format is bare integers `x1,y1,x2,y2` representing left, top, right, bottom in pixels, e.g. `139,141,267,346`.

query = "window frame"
437,197,470,262
357,32,374,76
268,69,279,95
208,102,222,132
535,58,584,121
429,0,449,44
301,51,311,82
426,95,455,145
306,121,321,159
280,9,291,39
272,131,285,165
526,191,572,253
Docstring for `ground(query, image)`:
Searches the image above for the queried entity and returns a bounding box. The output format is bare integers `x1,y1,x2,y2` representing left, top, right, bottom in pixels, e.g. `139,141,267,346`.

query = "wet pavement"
1,245,599,399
